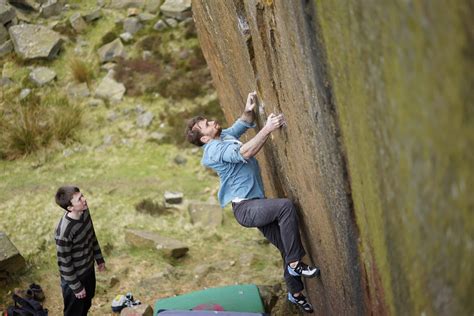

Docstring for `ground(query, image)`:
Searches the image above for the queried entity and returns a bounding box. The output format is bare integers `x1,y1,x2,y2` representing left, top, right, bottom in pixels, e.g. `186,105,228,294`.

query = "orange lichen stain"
263,0,273,6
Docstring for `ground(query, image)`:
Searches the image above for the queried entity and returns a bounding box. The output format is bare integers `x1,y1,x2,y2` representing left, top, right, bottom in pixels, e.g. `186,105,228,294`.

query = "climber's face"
194,118,222,143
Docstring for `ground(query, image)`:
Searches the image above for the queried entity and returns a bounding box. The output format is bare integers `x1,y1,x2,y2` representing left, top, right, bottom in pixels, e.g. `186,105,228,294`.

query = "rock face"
192,1,473,316
9,24,63,60
0,232,26,274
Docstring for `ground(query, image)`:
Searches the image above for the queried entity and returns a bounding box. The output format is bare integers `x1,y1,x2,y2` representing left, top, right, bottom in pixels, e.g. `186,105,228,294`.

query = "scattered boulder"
137,12,155,22
0,77,13,87
119,32,133,43
173,155,187,165
0,39,12,57
0,24,8,44
88,98,105,107
148,132,166,143
153,19,167,31
66,82,90,99
127,7,139,16
123,17,142,34
164,191,183,204
164,18,177,28
69,12,87,33
95,75,126,102
120,304,153,316
9,24,63,60
136,111,154,128
97,38,126,63
109,0,145,9
0,3,16,25
40,0,62,18
7,0,40,12
19,88,31,100
83,8,102,22
145,0,160,14
160,0,191,21
0,232,26,274
187,201,223,228
29,66,56,86
125,229,189,259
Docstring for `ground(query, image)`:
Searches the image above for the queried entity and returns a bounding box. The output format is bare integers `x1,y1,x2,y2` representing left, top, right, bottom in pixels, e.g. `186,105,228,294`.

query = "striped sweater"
55,208,104,293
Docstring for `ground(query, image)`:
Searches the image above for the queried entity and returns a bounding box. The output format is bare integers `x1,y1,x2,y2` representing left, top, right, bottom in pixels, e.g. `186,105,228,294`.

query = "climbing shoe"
288,292,314,313
287,262,320,278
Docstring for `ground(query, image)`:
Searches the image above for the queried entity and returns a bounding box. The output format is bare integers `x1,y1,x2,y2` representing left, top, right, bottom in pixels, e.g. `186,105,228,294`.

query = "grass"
0,93,82,160
69,58,95,85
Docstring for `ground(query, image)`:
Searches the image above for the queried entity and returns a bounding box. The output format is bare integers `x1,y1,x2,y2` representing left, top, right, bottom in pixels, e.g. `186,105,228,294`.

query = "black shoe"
287,262,320,278
288,292,314,313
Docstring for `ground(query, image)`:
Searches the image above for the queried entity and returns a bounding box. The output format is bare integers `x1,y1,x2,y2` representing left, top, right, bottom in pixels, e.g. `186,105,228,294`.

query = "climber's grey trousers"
232,198,306,294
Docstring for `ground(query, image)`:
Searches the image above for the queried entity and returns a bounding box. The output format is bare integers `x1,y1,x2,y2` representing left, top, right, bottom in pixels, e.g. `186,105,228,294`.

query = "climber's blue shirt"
202,119,265,208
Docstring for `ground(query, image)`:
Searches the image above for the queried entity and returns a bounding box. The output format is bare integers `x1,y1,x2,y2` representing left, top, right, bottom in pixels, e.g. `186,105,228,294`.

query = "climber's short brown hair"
55,185,80,211
185,116,205,147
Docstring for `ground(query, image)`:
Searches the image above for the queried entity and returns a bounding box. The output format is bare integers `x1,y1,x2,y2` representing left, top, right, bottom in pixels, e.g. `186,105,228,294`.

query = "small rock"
173,155,187,165
120,32,133,43
0,232,26,273
125,229,189,259
153,19,167,31
123,17,142,35
95,75,126,102
160,0,192,21
127,7,139,16
29,67,56,86
138,12,155,22
0,3,16,25
84,8,102,22
0,24,8,44
66,82,90,99
145,0,160,14
136,111,154,128
19,88,31,100
142,50,152,60
0,40,13,57
41,0,62,18
164,191,183,204
103,135,113,146
101,62,117,72
98,38,126,63
109,0,145,9
165,18,177,28
9,24,63,60
69,13,87,33
148,132,165,142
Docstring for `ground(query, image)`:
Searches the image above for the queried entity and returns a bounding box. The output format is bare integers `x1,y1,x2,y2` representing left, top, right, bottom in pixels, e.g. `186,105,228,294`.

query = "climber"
185,91,320,313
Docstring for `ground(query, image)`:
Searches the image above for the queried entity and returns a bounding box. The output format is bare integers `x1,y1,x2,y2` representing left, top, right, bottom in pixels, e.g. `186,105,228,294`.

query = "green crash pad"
154,284,265,315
